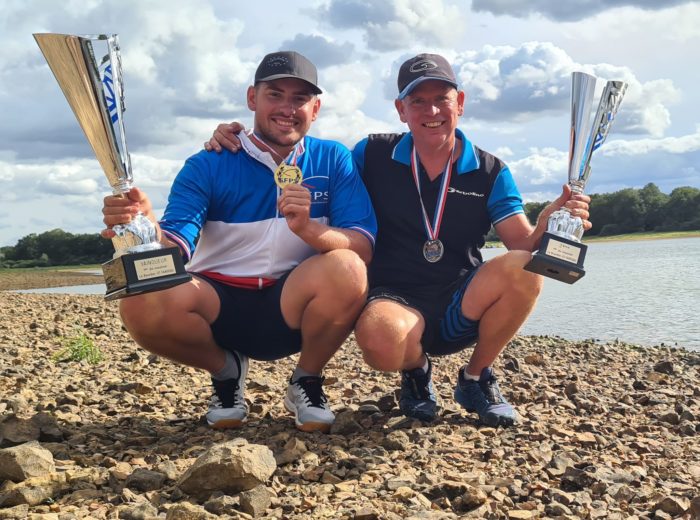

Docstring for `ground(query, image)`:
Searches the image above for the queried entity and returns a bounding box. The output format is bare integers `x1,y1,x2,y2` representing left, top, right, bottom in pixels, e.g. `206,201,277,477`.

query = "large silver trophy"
34,33,191,299
525,72,627,284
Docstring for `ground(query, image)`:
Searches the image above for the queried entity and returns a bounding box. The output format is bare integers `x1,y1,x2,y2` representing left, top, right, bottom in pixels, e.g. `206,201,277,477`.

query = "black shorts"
367,266,481,356
194,272,302,361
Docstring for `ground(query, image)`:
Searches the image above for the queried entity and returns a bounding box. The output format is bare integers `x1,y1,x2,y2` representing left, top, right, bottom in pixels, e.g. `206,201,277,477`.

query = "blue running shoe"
454,366,516,427
399,357,438,422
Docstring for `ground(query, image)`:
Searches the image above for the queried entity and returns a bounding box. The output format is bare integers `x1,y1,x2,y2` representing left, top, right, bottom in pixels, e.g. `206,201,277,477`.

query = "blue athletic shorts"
367,266,481,356
193,272,302,361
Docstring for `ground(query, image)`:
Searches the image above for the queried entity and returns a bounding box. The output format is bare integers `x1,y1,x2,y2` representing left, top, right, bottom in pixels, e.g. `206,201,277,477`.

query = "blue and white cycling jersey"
160,132,376,285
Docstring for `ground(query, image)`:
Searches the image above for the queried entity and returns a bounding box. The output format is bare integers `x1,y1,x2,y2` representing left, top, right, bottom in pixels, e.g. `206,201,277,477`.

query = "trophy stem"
112,179,133,196
569,180,586,195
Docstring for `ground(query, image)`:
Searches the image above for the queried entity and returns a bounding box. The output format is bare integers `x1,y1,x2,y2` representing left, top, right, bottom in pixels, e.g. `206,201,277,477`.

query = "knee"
502,250,544,298
119,294,168,339
355,312,416,372
322,249,368,300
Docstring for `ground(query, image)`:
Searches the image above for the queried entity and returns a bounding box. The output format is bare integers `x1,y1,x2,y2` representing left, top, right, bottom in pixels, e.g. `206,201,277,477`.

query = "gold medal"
274,164,303,188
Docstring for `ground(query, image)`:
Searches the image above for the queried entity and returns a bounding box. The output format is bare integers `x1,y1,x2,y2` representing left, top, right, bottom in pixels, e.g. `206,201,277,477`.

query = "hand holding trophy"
525,71,627,283
34,33,191,299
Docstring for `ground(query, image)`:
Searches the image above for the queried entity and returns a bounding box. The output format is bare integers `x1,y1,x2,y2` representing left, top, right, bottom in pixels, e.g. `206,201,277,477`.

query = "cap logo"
409,59,438,73
266,56,289,68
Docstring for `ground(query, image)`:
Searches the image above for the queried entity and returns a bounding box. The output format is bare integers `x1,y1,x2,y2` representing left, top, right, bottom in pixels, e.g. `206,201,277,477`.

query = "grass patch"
52,329,104,365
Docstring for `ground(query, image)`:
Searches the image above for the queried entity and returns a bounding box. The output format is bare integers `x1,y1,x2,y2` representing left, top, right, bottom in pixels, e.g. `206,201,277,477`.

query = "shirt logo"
305,175,329,204
447,187,484,198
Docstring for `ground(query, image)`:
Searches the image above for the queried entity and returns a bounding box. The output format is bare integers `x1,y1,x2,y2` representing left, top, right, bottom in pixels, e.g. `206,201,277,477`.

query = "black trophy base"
101,246,191,301
525,232,587,284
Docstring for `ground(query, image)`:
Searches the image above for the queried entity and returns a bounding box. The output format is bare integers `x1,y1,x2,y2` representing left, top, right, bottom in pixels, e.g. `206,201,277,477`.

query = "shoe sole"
399,405,437,422
454,389,516,427
207,418,246,429
283,397,332,433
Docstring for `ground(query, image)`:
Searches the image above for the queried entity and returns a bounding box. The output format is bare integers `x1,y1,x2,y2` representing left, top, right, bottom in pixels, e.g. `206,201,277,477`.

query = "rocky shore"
0,292,698,519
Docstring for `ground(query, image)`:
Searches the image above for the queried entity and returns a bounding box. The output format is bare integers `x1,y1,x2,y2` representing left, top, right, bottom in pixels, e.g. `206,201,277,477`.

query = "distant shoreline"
485,230,700,248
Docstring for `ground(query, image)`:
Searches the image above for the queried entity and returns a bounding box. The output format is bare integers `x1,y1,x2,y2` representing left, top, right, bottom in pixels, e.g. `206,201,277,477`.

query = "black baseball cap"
254,51,322,95
397,53,458,100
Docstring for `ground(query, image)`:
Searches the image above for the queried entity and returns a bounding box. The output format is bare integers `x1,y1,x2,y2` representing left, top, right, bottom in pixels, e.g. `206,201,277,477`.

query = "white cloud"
450,42,680,140
603,126,700,156
471,0,695,22
316,0,467,51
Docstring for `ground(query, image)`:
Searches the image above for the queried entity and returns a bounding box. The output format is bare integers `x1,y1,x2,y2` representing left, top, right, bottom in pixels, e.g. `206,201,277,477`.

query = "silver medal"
423,239,444,263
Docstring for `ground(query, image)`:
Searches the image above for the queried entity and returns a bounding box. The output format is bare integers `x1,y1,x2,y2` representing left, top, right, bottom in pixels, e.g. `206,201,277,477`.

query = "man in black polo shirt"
205,53,591,427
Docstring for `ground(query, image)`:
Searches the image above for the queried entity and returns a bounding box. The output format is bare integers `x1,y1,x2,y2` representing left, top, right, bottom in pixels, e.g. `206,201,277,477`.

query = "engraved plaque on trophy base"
102,246,191,300
525,232,587,284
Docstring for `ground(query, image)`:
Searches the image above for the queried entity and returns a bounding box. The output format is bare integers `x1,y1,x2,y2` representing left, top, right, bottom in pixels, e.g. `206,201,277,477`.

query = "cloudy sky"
1,0,699,247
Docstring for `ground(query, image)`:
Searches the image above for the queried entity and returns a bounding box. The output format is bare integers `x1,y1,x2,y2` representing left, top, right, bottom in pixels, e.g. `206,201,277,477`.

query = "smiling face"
247,77,321,156
395,79,465,152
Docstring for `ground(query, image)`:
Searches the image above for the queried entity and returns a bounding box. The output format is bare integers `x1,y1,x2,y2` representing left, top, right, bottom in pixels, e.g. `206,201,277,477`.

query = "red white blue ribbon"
410,145,455,243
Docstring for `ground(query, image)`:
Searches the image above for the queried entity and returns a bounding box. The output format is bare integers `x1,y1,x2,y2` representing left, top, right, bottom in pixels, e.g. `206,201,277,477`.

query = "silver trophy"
526,71,627,283
34,33,190,299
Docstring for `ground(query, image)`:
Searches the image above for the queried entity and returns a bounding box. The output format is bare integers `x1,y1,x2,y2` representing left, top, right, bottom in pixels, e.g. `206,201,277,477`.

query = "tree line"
488,183,699,242
1,183,698,268
0,229,113,268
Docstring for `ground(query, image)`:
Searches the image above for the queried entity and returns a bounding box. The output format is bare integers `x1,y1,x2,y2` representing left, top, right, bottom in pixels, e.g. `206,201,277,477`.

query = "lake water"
483,237,700,351
10,238,700,351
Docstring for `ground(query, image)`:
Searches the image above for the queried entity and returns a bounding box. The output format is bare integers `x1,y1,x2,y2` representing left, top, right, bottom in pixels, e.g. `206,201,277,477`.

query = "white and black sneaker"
284,376,335,433
206,351,249,429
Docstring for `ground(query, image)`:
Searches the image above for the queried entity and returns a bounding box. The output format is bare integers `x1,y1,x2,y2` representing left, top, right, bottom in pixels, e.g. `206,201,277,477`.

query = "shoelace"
480,376,505,404
404,369,432,400
294,376,327,408
212,378,242,408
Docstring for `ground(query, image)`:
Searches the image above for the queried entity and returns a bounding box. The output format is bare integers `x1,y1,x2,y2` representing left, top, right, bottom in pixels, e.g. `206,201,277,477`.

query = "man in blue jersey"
205,53,590,428
102,51,377,433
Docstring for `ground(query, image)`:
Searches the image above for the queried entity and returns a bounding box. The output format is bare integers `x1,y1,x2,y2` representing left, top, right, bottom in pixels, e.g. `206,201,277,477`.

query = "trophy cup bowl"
525,71,627,283
34,33,191,300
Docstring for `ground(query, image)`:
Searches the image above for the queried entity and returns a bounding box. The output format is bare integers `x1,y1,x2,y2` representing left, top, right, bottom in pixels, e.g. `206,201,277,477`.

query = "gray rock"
203,494,240,515
655,496,690,516
330,411,363,435
0,415,40,447
0,505,30,520
658,411,680,425
653,360,675,374
546,502,573,516
275,437,307,465
377,394,396,412
0,473,67,507
354,508,380,520
239,485,272,517
30,413,63,443
455,485,488,512
177,440,276,499
125,468,167,492
0,441,55,482
382,430,410,451
689,497,700,519
165,502,218,520
116,501,159,520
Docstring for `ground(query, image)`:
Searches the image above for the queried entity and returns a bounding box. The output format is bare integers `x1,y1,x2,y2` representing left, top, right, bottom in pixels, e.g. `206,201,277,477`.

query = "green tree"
663,186,700,230
638,183,669,231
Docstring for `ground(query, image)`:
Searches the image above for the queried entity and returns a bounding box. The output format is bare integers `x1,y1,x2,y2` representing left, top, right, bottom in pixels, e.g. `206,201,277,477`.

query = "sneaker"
399,357,438,422
206,352,249,429
454,366,517,427
284,376,335,433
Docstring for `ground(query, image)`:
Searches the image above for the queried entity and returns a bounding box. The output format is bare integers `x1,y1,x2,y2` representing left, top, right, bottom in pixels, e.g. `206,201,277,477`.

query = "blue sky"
1,0,699,246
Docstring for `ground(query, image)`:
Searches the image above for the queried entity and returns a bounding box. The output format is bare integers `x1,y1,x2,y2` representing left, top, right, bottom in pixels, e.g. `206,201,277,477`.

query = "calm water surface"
484,237,700,351
10,238,700,351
